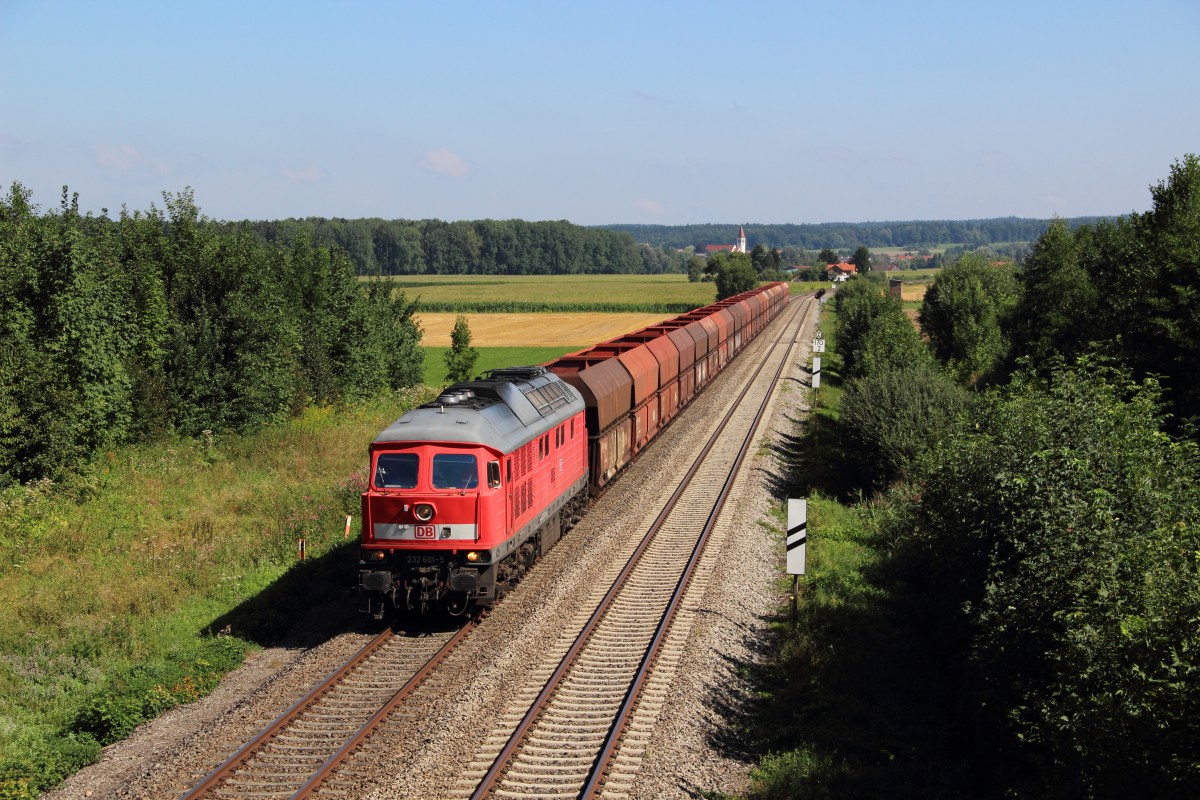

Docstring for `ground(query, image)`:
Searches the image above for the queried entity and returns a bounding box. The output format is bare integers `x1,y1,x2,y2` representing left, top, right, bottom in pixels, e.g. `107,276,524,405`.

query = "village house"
827,262,857,282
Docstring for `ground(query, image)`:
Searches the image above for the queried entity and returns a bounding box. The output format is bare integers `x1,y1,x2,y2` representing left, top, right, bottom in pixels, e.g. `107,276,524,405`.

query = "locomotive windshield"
432,453,478,490
375,453,418,488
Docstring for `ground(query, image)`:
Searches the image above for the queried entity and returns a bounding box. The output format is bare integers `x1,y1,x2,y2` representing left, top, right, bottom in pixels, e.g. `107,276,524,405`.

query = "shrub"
833,279,904,378
889,360,1200,795
839,365,968,488
72,636,249,745
918,253,1020,385
0,733,101,800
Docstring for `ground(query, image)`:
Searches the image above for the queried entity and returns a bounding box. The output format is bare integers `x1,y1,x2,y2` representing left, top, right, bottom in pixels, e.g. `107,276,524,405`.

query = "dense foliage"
919,252,1021,385
1003,154,1200,422
705,251,759,300
0,185,424,487
883,363,1200,796
603,216,1106,252
245,217,686,276
834,280,966,488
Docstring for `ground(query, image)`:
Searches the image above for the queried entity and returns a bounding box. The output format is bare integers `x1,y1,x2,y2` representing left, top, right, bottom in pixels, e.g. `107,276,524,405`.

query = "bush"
888,360,1200,796
0,733,101,800
840,365,968,488
833,279,903,378
918,252,1020,385
72,635,249,745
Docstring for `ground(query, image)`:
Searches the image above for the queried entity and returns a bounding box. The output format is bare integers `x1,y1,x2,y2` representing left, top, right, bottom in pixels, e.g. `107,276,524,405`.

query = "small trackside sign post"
812,356,821,389
787,498,806,575
787,498,806,624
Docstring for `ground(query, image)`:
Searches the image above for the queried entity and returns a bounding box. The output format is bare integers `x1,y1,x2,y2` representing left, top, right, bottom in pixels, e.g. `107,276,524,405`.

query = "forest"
241,217,689,276
0,186,424,488
604,216,1107,252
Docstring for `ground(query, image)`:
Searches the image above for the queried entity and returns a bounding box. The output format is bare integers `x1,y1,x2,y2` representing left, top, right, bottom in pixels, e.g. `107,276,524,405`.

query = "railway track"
179,623,472,799
176,294,814,800
460,296,813,800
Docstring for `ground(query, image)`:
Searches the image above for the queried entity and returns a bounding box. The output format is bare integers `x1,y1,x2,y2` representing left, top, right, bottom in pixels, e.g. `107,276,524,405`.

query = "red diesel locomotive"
357,283,790,617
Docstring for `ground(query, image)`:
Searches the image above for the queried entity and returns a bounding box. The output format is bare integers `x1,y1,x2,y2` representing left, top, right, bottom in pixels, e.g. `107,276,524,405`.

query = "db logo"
414,525,436,539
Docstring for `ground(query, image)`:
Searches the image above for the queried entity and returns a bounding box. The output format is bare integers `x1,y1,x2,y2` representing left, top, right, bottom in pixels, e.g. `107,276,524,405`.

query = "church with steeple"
704,225,748,256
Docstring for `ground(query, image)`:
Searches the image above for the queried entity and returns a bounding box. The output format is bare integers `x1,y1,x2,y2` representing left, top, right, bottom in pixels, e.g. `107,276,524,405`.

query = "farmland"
417,312,670,348
382,273,717,311
406,275,712,384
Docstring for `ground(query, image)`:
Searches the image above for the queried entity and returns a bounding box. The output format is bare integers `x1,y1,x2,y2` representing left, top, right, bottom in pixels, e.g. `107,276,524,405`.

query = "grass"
422,346,578,386
0,388,435,797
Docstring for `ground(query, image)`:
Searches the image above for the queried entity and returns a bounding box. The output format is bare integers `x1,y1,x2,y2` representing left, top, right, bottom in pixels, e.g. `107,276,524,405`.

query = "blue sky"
2,1,1197,225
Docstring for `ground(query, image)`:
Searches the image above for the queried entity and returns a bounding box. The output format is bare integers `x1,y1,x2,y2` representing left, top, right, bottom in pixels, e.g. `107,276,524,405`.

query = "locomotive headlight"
362,549,387,562
414,503,435,522
466,551,480,562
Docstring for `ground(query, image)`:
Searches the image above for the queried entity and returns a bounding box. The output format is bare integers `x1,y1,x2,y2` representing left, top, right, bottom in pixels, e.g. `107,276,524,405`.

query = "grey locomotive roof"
373,367,585,453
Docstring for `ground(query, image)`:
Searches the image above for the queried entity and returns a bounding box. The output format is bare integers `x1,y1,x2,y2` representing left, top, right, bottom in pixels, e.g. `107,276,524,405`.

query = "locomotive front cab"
359,443,505,618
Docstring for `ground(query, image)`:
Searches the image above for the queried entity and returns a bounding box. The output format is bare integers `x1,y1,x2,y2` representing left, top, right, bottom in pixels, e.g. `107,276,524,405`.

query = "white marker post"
787,499,807,623
812,356,821,389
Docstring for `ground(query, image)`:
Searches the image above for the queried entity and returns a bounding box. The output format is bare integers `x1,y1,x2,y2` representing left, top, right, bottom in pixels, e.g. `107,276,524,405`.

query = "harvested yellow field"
901,284,928,302
418,313,670,348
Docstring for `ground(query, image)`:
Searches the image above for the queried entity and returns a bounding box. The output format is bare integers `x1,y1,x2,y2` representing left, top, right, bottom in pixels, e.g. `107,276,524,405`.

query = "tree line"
812,155,1200,797
0,185,423,487
243,217,689,276
605,216,1106,252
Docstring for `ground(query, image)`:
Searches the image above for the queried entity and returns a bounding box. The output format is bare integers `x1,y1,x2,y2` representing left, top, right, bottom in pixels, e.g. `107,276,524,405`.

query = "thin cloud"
93,143,169,175
631,89,669,104
422,148,470,178
281,164,322,183
633,198,665,217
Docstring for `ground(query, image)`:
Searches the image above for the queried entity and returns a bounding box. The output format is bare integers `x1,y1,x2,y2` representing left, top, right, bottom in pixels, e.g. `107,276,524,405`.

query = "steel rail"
178,620,474,800
291,620,476,798
178,626,396,799
469,295,812,799
581,295,810,798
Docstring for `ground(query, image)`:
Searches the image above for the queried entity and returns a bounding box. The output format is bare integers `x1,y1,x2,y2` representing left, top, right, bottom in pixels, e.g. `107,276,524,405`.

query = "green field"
381,273,718,309
422,346,578,386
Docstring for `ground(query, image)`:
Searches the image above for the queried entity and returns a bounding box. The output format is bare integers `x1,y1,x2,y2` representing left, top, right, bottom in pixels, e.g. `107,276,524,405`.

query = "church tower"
736,225,747,254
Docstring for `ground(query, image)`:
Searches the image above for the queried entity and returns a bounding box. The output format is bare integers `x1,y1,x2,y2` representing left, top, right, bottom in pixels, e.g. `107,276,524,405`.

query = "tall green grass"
0,388,434,798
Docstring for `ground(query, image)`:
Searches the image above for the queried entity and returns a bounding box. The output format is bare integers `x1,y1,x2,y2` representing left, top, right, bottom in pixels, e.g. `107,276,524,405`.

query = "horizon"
3,1,1197,226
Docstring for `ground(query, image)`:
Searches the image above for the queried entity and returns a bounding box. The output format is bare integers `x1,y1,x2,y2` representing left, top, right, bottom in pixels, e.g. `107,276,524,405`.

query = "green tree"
443,315,479,383
918,252,1021,385
1004,218,1099,371
818,248,839,265
851,245,871,273
686,254,706,282
707,252,758,300
833,279,900,378
887,361,1200,796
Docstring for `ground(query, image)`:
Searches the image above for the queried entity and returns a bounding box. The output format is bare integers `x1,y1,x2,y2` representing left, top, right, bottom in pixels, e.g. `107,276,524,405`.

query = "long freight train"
356,282,790,617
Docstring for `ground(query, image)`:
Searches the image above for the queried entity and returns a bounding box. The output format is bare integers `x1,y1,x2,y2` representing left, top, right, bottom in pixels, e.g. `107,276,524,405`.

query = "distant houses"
827,262,857,282
705,225,748,256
